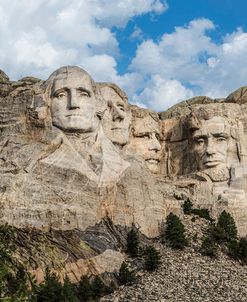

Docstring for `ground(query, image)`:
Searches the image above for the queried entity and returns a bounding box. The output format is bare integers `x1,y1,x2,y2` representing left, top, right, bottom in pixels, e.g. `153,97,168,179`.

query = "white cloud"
132,75,193,111
1,3,247,113
92,0,168,27
0,0,168,80
130,26,145,40
130,19,247,110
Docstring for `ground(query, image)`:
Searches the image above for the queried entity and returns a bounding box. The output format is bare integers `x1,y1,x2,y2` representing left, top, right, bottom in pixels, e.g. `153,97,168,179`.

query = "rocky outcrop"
1,66,247,282
101,216,247,302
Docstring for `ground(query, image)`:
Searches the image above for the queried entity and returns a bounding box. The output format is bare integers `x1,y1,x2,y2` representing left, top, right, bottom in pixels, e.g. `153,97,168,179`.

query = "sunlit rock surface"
1,65,247,281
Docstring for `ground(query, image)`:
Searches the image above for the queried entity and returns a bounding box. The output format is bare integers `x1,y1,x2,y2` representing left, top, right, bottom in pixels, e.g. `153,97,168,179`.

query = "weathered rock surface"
1,65,247,283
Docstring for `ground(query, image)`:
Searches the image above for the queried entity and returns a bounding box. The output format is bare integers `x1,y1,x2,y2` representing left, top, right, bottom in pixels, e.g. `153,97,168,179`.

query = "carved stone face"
50,69,99,133
192,116,231,171
128,115,161,174
100,86,131,146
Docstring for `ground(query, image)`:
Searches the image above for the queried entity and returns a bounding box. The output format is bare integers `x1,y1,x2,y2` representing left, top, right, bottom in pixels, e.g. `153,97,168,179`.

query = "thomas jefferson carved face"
49,67,99,133
192,116,231,171
128,114,161,174
100,85,131,146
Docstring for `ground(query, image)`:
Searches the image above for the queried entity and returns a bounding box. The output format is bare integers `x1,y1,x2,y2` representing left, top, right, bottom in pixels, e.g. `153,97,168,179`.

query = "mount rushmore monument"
1,66,247,280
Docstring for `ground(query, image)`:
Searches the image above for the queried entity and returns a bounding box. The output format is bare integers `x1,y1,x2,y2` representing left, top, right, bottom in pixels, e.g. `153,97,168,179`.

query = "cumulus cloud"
0,0,168,80
131,19,247,110
132,75,193,111
130,26,145,41
1,3,247,112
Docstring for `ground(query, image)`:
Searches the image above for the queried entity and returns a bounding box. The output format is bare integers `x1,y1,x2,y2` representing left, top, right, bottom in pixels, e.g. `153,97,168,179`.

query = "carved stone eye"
56,91,66,99
79,90,90,97
196,139,204,145
118,105,125,112
155,133,160,140
217,137,226,142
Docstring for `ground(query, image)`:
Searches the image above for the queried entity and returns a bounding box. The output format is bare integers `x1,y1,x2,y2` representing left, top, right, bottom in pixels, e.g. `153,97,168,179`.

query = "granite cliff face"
1,66,247,281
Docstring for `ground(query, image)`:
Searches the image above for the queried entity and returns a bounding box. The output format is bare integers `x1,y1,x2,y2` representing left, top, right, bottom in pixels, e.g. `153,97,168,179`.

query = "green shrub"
34,269,78,302
0,224,34,301
228,239,239,259
144,246,161,271
118,262,136,285
62,276,79,302
200,236,218,258
127,228,139,258
183,198,193,214
77,275,93,301
165,213,187,249
228,238,247,264
238,238,247,263
215,211,237,242
34,269,64,302
105,281,116,295
91,275,107,299
191,208,213,221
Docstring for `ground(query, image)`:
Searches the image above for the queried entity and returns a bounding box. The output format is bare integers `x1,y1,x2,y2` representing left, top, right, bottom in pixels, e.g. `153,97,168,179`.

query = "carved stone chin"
196,165,230,182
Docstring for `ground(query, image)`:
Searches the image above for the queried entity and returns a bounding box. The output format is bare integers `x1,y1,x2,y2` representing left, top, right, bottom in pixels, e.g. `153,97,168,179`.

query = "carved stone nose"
112,107,125,121
149,136,161,151
69,90,80,109
206,142,216,155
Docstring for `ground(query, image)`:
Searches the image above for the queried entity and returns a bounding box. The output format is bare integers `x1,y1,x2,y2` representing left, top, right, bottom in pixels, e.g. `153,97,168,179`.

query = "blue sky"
1,0,247,111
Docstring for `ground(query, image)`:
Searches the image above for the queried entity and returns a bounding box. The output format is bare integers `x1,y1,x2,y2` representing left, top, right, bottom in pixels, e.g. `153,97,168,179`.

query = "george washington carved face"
47,66,100,133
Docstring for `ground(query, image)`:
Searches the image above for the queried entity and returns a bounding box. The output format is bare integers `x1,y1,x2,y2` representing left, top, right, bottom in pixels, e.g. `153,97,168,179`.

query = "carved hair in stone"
43,66,105,133
126,106,161,174
98,82,131,148
186,103,246,180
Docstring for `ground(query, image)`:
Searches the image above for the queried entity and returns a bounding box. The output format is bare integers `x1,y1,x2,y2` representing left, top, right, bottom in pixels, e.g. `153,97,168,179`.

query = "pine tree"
165,213,187,249
118,262,136,285
200,236,218,258
126,228,139,258
77,275,93,301
144,246,161,271
0,224,33,301
91,275,106,298
238,238,247,263
62,276,79,302
215,211,237,242
35,268,64,302
228,239,239,259
183,198,193,214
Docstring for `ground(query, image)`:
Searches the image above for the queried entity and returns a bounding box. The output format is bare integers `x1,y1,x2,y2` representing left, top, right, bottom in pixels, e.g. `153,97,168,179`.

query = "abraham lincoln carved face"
188,104,245,180
192,116,230,171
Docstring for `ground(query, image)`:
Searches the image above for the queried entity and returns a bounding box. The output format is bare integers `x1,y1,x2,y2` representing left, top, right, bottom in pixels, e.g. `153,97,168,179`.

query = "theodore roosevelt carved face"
47,66,99,133
127,109,161,174
99,83,131,147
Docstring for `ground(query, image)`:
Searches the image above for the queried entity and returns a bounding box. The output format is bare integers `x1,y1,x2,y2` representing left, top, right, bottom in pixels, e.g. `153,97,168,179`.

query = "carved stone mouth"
204,160,222,167
146,158,160,164
66,114,83,117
